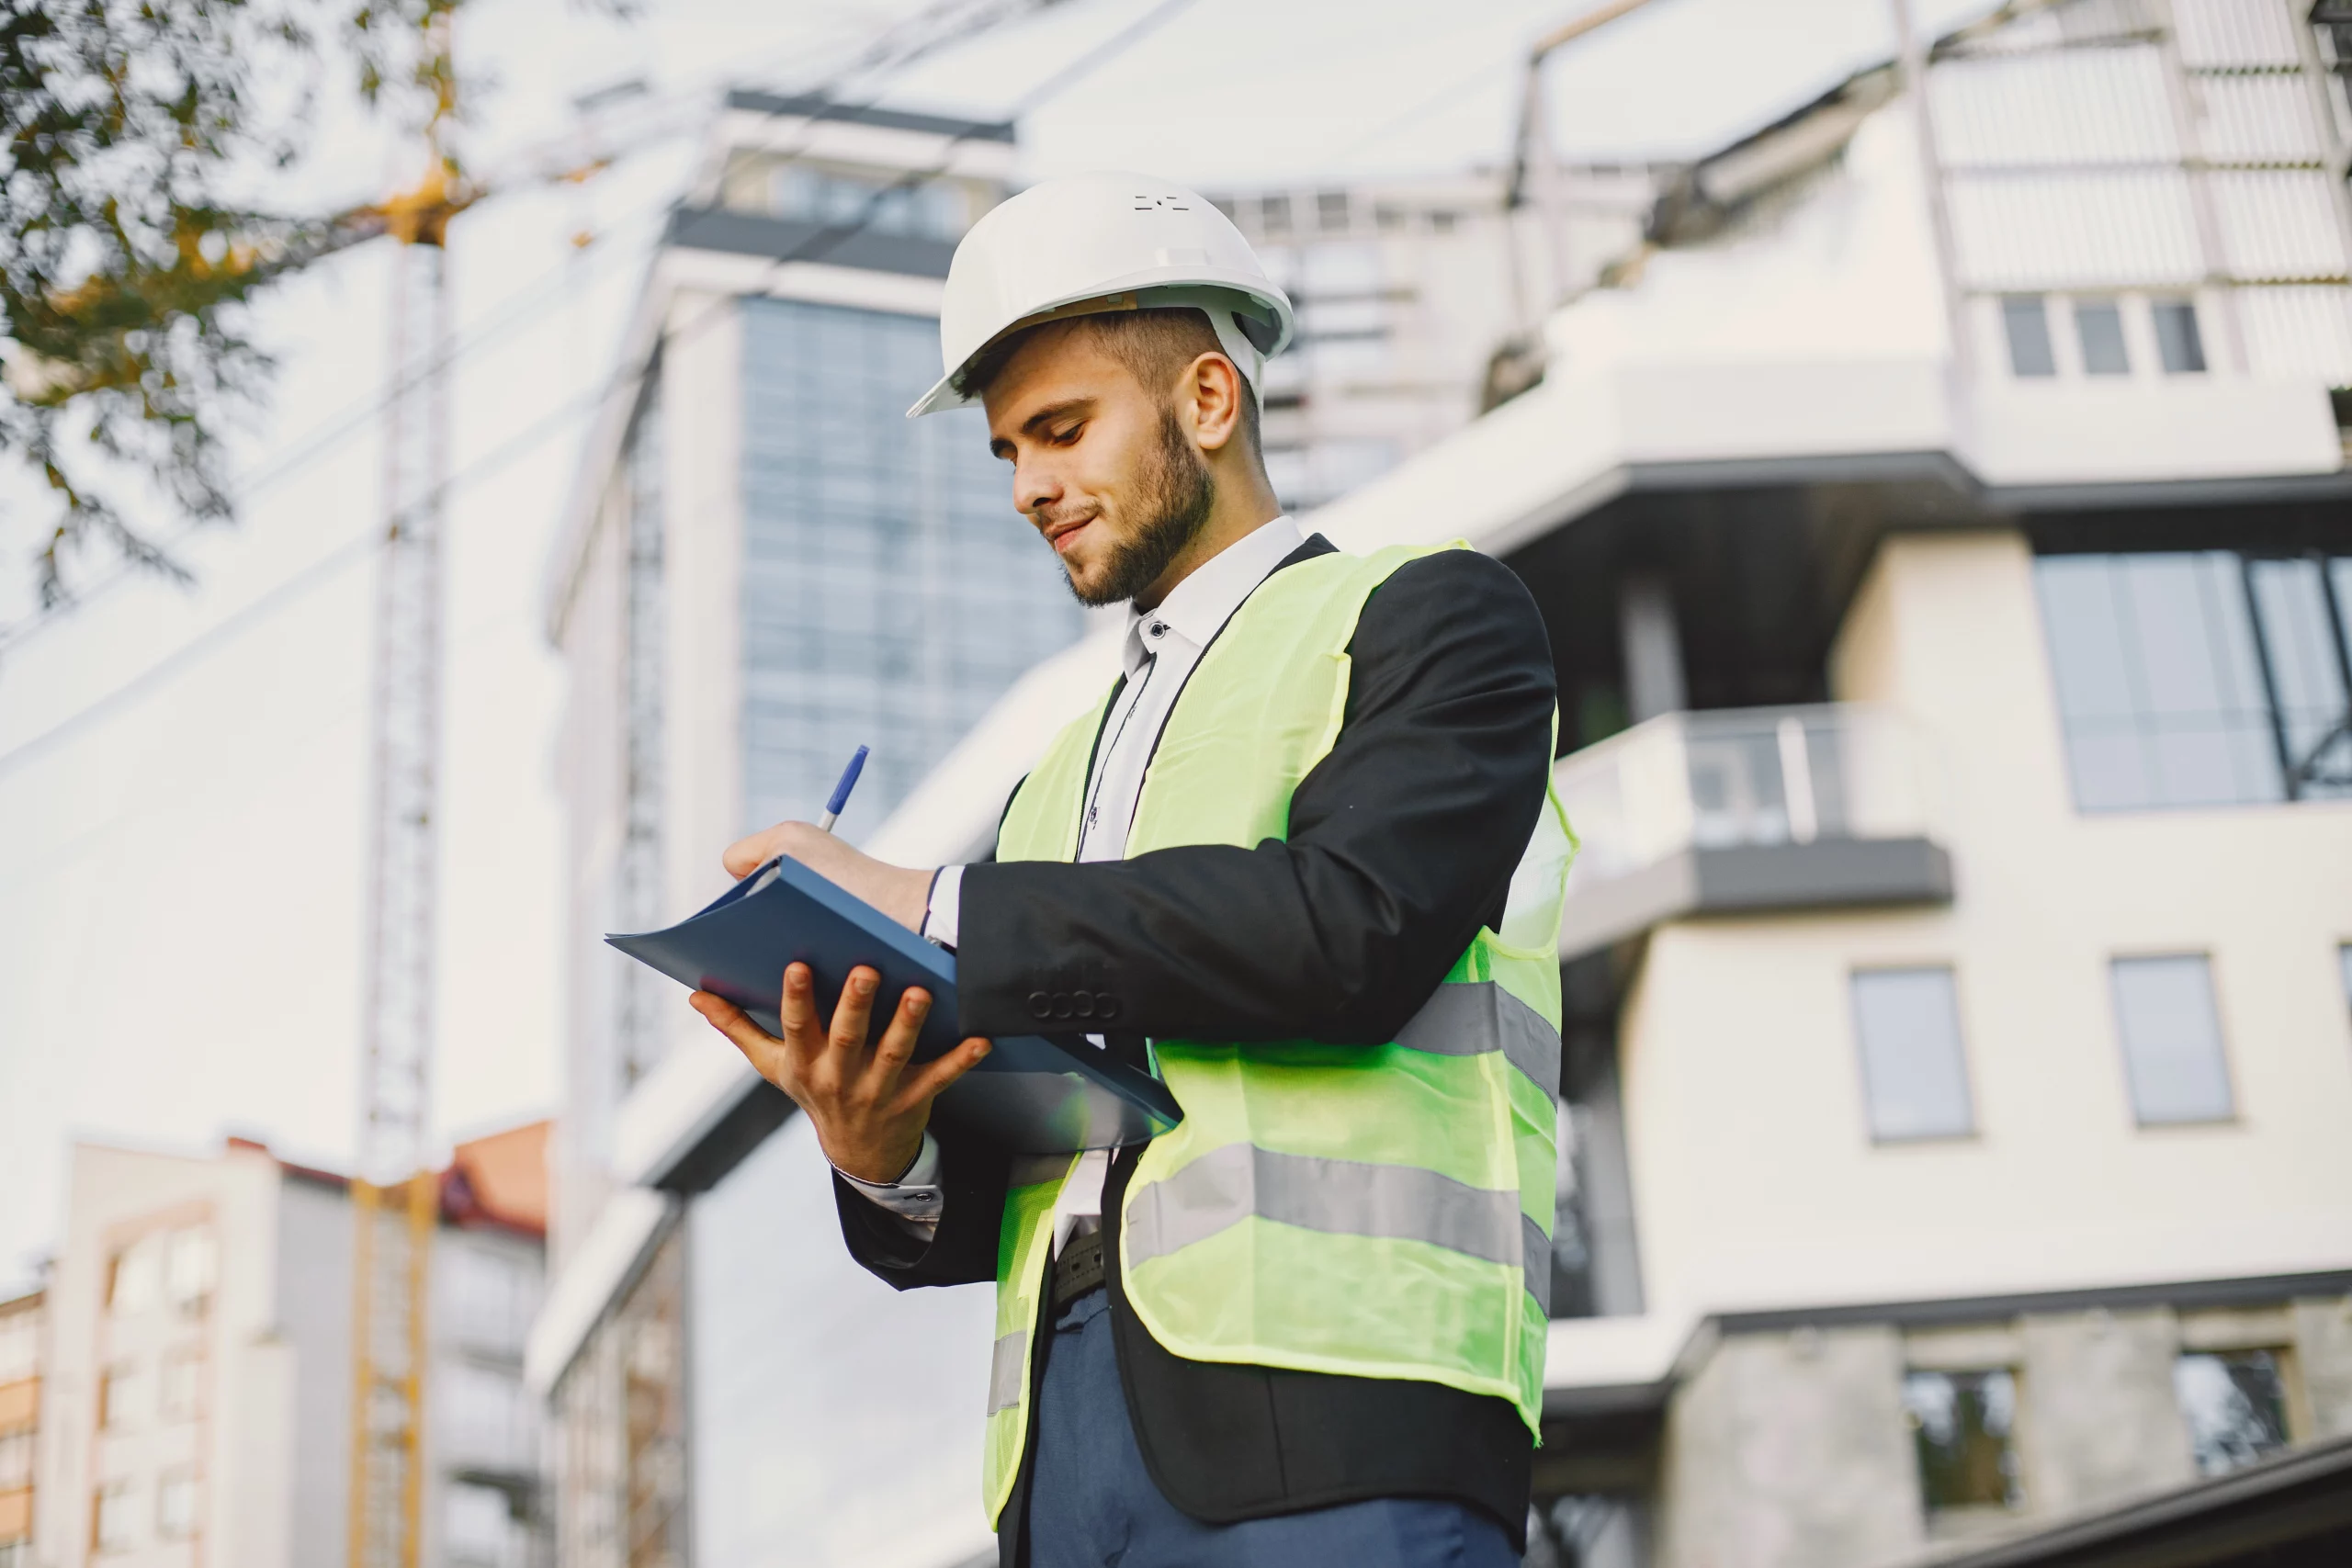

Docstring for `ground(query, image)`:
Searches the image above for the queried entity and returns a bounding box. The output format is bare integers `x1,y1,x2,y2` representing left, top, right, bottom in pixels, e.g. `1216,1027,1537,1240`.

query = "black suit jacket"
834,536,1559,1562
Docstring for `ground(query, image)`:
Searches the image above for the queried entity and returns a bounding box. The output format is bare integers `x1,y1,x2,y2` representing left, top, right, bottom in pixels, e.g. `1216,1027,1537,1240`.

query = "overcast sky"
0,0,1988,1291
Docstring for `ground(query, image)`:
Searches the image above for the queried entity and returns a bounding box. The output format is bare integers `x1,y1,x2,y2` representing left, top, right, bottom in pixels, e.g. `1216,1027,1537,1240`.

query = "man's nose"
1012,458,1061,522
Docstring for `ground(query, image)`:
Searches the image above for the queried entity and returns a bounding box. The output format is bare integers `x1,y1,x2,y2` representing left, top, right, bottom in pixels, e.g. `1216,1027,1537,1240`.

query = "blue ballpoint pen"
817,744,870,833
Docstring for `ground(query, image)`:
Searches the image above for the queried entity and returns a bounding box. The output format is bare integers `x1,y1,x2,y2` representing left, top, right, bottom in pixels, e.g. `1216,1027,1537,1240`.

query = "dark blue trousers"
1025,1288,1522,1568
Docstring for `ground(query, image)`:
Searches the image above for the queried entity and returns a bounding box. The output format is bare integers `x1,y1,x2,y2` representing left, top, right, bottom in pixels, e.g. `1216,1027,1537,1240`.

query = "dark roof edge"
723,88,1016,143
1920,1431,2352,1568
662,207,957,281
1715,1268,2352,1337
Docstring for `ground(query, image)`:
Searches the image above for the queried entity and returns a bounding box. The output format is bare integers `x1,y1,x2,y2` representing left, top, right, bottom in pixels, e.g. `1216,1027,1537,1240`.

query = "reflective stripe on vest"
1395,978,1560,1103
1124,1142,1554,1312
985,1331,1026,1416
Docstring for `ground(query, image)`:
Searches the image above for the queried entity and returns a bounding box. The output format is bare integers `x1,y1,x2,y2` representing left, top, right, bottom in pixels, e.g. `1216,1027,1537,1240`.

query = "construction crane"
346,10,471,1566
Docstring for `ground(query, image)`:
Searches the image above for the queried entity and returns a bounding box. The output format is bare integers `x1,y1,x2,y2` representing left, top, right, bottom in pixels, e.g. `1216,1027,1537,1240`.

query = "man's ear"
1187,351,1246,455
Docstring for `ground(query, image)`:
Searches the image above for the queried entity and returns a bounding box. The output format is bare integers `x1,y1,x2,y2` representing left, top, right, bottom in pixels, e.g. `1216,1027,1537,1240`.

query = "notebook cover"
607,855,1181,1155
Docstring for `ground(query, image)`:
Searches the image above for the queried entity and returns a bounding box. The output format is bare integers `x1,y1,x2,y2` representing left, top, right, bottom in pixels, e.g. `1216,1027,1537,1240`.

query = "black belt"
1051,1229,1107,1306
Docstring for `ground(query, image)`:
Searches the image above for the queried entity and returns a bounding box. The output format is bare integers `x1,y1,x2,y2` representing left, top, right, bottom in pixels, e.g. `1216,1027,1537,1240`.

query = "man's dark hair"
954,305,1262,457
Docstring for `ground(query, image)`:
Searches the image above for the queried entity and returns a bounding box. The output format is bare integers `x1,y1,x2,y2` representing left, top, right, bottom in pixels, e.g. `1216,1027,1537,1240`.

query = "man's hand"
692,963,991,1183
725,820,936,933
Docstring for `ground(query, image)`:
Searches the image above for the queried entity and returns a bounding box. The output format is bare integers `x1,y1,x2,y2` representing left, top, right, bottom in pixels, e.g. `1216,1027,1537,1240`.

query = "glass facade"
2035,551,2352,810
739,298,1086,840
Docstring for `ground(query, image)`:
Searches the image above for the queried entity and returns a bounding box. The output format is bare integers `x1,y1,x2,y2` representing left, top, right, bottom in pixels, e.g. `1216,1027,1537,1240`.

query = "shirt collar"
1122,514,1305,675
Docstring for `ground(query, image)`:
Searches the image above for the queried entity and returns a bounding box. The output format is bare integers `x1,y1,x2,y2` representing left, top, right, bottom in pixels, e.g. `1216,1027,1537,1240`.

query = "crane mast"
350,17,465,1564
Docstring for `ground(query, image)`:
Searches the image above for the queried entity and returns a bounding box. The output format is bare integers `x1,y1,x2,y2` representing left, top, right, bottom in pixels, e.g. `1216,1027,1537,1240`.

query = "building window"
94,1481,136,1553
164,1228,215,1313
442,1361,529,1473
769,166,956,242
0,1308,34,1383
1904,1369,2023,1513
159,1346,201,1421
2003,296,2057,377
0,1430,31,1488
2111,954,2234,1125
445,1245,529,1358
2153,299,2206,373
156,1469,198,1540
2339,943,2351,1025
107,1238,159,1315
2176,1348,2293,1475
2075,299,2131,375
1852,968,1976,1142
445,1481,516,1567
2033,551,2352,810
2245,555,2352,798
97,1362,138,1430
1316,189,1351,231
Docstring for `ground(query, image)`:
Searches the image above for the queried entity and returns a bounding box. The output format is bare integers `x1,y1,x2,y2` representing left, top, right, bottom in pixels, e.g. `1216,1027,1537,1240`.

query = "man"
692,173,1571,1568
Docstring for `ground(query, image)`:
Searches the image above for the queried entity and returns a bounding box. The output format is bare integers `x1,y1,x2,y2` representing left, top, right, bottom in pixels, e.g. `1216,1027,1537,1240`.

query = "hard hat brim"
905,371,968,420
906,271,1294,420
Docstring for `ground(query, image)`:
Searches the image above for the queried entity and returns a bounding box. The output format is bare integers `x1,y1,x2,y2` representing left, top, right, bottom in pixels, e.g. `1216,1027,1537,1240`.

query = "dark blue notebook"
607,855,1181,1155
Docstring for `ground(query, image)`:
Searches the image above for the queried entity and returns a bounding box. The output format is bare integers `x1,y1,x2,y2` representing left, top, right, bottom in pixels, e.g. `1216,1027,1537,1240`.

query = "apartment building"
532,91,1081,1568
31,1126,548,1568
0,1290,40,1568
1335,2,2351,1562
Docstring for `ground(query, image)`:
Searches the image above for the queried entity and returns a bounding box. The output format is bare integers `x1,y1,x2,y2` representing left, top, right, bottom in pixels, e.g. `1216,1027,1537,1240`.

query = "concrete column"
2016,1309,2194,1514
1620,574,1688,721
1655,1326,1923,1568
2292,1295,2352,1438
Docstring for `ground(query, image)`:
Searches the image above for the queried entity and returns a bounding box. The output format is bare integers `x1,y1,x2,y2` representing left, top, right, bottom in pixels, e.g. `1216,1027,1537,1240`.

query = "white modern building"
532,2,2352,1564
28,1127,548,1568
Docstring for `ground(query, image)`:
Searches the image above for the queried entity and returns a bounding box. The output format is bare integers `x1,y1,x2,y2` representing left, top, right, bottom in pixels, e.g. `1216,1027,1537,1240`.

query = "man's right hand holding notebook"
691,957,991,1184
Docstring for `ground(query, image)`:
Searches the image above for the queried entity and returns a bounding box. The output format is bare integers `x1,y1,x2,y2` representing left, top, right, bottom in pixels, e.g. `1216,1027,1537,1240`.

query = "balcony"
1554,705,1954,958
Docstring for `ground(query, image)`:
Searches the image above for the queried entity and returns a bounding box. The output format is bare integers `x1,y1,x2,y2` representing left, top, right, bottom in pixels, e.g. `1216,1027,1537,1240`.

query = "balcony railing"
1554,705,1952,955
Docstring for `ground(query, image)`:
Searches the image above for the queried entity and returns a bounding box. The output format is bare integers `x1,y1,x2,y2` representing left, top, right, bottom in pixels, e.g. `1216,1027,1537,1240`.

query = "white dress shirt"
841,514,1307,1240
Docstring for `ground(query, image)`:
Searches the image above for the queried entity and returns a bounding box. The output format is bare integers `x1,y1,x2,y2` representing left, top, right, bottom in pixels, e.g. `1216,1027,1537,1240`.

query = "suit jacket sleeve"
832,1124,1010,1288
954,548,1558,1045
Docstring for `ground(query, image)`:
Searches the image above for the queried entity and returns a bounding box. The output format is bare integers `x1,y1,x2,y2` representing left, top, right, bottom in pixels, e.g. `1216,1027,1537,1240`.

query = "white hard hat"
907,171,1295,419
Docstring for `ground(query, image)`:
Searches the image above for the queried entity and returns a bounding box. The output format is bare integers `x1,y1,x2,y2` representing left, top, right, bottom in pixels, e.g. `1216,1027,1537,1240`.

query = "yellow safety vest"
979,543,1574,1526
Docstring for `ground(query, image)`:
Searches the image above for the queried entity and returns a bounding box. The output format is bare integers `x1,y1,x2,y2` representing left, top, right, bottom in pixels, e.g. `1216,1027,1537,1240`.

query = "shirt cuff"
835,1132,944,1223
921,864,965,950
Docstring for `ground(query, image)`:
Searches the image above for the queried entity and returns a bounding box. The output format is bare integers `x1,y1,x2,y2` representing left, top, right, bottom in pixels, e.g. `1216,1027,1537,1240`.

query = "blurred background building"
0,1289,40,1568
529,2,2352,1567
24,1124,548,1568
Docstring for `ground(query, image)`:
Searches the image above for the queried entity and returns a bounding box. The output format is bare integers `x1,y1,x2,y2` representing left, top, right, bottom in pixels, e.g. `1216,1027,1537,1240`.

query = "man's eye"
1051,423,1083,446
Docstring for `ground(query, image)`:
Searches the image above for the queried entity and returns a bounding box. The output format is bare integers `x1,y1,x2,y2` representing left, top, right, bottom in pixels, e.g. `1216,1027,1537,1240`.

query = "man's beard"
1063,410,1215,607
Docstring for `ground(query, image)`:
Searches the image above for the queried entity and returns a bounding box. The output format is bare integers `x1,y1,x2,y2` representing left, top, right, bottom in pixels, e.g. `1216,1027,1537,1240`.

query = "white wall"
1618,529,2352,1321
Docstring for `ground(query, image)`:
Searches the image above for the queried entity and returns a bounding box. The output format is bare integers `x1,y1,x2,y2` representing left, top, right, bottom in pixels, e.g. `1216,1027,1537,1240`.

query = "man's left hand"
723,820,937,934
